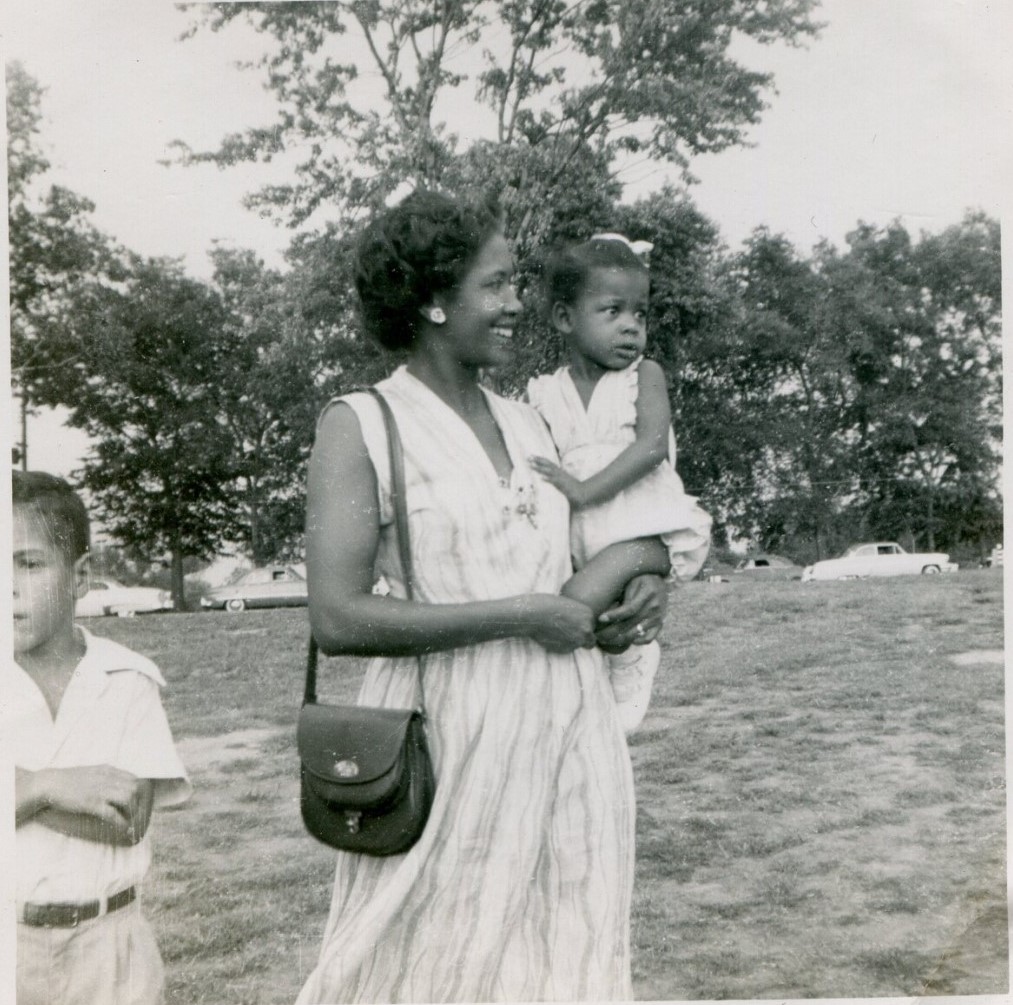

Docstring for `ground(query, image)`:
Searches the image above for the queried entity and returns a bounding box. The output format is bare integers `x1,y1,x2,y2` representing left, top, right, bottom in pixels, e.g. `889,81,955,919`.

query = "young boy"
8,471,191,1005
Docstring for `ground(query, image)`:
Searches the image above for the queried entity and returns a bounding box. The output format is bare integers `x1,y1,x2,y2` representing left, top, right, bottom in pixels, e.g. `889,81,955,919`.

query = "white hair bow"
384,179,416,208
591,232,654,265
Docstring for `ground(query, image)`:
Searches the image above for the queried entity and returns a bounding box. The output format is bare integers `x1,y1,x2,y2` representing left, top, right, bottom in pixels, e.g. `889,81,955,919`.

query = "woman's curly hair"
354,190,503,350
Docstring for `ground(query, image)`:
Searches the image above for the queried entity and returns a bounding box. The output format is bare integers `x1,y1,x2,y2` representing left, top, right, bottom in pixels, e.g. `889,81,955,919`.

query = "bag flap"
297,703,418,785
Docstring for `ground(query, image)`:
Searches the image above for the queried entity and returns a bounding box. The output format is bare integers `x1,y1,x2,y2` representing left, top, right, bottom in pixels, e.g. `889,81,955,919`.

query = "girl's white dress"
296,367,635,1004
527,358,712,580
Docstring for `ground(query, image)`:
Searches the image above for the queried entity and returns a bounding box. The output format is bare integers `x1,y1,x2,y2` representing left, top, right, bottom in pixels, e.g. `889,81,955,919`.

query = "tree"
205,245,367,563
32,256,240,608
818,215,1001,554
166,2,824,552
176,0,822,237
7,62,124,468
724,228,863,559
720,214,1002,561
914,211,1003,554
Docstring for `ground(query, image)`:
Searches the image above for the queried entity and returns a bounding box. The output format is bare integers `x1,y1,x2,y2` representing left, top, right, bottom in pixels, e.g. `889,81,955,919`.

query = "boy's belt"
18,886,137,927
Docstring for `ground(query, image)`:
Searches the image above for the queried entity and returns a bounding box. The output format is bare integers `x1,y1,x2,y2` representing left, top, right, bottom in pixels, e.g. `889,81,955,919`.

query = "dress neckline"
563,366,602,414
396,367,518,486
563,357,641,416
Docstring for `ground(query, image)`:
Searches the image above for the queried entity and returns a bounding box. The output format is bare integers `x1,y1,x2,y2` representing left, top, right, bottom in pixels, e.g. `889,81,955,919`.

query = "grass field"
85,569,1006,1003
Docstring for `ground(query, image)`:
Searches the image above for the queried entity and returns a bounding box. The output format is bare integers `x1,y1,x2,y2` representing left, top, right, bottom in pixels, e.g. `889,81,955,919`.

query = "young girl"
528,233,712,733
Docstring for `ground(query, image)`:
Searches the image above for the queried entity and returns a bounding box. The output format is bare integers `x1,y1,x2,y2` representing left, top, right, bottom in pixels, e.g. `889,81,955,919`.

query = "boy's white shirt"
5,627,191,905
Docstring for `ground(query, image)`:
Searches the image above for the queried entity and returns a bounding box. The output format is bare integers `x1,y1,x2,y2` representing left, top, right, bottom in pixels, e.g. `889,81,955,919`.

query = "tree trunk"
171,546,186,611
249,496,261,566
926,491,935,551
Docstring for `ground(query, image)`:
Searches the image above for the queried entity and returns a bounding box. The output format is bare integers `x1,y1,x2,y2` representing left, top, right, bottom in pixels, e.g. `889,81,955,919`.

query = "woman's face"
433,232,521,370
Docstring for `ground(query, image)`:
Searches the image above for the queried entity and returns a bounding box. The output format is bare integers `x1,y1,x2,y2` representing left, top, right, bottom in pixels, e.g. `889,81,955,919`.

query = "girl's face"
430,232,521,370
554,266,649,372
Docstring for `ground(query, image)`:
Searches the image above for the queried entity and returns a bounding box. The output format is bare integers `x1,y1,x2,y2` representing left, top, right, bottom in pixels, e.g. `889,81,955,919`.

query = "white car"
802,542,958,581
76,578,173,617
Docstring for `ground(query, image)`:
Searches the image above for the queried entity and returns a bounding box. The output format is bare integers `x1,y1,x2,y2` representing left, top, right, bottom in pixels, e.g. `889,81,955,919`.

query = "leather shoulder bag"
297,387,435,855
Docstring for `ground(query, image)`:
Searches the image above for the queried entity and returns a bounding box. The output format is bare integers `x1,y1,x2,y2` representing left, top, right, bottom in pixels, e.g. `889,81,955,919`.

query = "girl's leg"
561,537,669,617
563,538,669,733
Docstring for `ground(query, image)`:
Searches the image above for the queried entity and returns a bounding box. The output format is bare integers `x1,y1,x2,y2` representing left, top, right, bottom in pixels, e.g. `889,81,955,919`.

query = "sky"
2,0,1012,478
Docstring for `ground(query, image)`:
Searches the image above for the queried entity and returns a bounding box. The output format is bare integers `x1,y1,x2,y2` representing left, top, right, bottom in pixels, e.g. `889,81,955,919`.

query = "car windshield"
841,544,904,557
240,569,274,585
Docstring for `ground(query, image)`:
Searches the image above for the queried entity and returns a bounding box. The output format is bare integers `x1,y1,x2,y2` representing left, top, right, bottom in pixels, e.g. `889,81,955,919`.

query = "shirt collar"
74,626,167,686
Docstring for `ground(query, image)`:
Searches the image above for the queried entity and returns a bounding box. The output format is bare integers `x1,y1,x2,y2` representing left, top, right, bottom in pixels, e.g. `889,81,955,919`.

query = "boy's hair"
12,470,91,562
354,189,504,350
543,237,648,311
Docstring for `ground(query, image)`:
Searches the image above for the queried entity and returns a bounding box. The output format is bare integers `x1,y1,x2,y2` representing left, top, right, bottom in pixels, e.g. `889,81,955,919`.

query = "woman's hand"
594,574,667,651
522,595,597,652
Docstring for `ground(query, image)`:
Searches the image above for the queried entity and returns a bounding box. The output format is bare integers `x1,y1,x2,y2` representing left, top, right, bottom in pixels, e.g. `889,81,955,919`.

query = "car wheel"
225,598,246,613
921,565,941,575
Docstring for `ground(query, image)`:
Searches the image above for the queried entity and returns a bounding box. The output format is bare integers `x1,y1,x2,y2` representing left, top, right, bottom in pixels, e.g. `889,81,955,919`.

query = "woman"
297,190,668,1003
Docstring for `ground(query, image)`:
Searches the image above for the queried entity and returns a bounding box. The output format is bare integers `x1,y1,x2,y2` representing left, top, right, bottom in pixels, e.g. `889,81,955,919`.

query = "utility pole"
19,393,29,471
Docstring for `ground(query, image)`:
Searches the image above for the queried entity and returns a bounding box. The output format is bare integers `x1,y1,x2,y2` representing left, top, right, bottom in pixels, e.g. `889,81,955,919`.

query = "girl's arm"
529,360,671,509
307,402,597,656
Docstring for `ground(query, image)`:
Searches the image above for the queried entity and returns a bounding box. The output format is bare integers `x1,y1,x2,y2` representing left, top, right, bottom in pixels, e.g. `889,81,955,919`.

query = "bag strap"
366,388,416,602
304,387,426,712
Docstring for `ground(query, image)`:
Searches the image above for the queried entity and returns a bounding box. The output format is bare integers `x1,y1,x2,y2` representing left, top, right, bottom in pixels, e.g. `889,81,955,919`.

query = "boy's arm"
16,765,155,846
529,360,671,508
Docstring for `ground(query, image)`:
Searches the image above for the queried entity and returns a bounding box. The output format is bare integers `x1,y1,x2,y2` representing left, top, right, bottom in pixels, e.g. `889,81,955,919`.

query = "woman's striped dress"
296,367,636,1004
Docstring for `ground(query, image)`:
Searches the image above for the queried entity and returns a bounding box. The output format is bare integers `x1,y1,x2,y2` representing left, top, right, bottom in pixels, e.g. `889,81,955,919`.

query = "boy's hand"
529,456,588,508
21,766,155,846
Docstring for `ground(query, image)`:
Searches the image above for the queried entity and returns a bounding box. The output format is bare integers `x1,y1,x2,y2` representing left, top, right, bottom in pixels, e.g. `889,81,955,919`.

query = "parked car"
733,554,801,579
76,578,173,617
802,542,958,582
983,544,1004,569
201,564,308,612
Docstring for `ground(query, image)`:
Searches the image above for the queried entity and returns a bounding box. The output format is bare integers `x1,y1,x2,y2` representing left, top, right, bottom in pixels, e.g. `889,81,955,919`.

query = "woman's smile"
439,232,521,368
490,324,514,348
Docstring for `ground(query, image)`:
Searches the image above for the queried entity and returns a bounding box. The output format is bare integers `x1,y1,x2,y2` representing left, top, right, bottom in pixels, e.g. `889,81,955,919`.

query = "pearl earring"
429,308,446,325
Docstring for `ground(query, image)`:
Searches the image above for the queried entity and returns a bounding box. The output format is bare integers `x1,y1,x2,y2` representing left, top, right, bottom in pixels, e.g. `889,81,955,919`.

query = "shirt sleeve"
114,672,193,808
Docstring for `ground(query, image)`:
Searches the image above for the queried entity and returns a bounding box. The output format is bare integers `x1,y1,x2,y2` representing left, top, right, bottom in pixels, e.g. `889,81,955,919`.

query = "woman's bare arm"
306,402,596,656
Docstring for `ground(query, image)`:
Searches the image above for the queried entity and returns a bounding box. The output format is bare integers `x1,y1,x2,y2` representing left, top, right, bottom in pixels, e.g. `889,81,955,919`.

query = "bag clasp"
333,759,360,778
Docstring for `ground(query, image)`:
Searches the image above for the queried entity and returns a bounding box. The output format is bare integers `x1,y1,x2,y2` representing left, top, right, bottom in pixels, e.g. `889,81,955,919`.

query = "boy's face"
12,505,89,659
